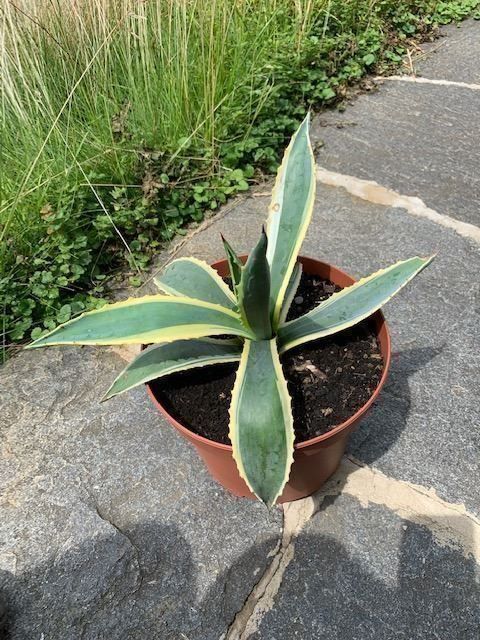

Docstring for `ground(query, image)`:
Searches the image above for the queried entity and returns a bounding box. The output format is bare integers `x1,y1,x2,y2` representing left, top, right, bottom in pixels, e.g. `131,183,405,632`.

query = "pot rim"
146,255,391,452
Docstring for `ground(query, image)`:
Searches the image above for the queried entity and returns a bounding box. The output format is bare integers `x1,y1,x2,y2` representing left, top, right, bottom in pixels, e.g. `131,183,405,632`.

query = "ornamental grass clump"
27,115,433,505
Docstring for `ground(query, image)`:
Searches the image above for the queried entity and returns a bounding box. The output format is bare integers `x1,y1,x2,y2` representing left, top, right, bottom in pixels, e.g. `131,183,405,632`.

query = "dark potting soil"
150,273,384,444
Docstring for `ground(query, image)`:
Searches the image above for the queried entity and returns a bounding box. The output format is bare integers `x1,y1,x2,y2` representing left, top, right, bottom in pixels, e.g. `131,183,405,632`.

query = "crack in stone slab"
224,457,480,639
376,75,480,91
92,504,144,592
224,497,327,640
316,166,480,244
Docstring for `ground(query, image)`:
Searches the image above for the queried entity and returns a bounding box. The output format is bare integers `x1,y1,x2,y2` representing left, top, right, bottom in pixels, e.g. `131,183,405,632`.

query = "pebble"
294,296,304,304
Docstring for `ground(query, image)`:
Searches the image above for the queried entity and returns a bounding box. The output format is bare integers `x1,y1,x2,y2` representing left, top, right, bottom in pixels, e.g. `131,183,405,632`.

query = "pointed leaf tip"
236,230,272,340
266,114,315,329
221,234,243,291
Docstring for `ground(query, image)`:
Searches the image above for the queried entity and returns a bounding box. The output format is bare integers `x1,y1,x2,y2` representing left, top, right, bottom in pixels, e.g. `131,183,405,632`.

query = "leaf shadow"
348,345,444,463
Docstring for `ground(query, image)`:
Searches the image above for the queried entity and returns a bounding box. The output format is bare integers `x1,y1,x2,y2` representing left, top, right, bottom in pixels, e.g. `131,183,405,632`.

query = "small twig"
406,48,415,76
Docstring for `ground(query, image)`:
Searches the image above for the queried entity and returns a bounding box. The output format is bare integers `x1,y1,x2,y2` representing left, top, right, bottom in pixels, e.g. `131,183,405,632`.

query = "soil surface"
150,273,383,444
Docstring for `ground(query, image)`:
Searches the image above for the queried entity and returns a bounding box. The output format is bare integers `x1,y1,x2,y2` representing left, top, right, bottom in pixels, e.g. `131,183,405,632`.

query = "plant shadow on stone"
347,345,443,463
0,512,477,638
0,520,276,640
241,508,479,638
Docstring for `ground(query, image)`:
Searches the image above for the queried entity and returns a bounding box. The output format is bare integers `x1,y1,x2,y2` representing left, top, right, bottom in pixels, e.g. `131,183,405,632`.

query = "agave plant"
27,115,433,506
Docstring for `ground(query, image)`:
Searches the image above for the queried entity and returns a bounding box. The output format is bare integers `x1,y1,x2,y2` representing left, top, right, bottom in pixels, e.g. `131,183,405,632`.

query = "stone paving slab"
1,174,478,639
161,185,480,516
252,493,480,639
4,182,479,637
415,19,480,83
313,80,480,226
0,348,282,639
305,189,480,517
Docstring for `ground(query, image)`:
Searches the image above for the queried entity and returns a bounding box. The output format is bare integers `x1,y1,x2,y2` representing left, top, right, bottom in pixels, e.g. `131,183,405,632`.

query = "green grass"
1,0,479,357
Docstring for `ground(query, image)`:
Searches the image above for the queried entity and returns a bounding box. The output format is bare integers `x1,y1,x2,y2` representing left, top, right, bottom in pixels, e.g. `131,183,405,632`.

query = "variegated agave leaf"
103,337,242,400
26,295,254,348
154,257,237,310
278,256,434,353
234,228,272,340
229,338,294,506
266,114,315,329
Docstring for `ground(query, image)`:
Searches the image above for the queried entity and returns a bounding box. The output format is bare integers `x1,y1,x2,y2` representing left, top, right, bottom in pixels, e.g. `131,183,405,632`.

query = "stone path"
1,20,479,640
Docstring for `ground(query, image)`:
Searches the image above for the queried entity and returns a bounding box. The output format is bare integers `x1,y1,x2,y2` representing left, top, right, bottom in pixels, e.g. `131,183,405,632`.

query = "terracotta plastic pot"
146,256,391,504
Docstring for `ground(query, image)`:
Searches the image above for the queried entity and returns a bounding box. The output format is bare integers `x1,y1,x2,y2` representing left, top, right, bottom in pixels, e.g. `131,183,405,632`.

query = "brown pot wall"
146,256,391,504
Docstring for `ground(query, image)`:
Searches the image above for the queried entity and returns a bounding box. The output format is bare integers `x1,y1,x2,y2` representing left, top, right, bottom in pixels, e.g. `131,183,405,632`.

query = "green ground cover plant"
1,0,478,358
